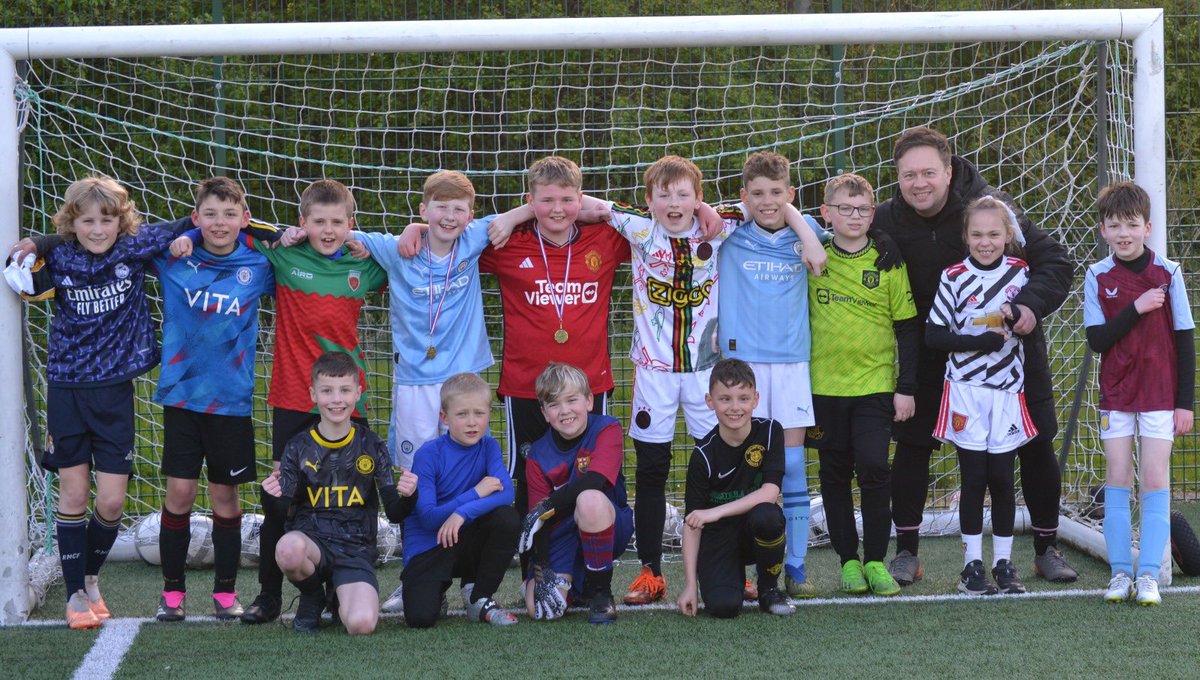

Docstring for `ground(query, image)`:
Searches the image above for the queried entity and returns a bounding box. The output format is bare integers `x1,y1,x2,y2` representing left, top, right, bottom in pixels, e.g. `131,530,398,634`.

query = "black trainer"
757,587,796,616
587,587,618,624
292,590,325,633
991,559,1027,594
240,592,282,624
958,560,998,596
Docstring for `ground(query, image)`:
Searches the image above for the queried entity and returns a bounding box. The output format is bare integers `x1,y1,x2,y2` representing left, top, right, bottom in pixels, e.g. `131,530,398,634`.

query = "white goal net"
5,11,1165,611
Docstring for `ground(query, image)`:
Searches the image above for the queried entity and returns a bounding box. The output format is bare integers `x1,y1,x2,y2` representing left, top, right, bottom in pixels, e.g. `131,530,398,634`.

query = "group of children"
8,126,1193,631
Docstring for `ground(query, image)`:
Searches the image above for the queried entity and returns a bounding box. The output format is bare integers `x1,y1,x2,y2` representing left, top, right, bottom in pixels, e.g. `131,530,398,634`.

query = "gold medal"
554,328,569,344
425,345,437,360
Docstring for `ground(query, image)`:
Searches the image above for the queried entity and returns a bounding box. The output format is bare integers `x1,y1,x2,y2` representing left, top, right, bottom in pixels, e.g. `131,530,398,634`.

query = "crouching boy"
263,351,418,634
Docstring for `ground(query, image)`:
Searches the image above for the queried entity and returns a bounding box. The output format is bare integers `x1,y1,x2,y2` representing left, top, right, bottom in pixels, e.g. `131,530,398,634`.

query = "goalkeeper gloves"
518,498,556,554
4,252,34,295
531,563,568,621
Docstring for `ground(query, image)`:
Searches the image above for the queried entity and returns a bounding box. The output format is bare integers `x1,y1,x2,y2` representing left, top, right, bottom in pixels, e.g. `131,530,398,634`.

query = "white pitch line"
8,583,1200,633
72,618,143,680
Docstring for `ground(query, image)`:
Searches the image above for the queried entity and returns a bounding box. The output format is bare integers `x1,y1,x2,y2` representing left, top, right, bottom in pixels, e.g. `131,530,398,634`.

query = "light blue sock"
1103,486,1133,576
782,445,809,581
1137,489,1170,577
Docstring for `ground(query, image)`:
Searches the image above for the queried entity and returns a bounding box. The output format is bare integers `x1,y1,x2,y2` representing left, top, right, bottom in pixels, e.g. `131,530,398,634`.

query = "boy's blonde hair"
742,151,791,186
527,156,583,193
823,173,875,205
195,176,248,212
424,170,476,204
440,373,492,411
1096,181,1151,224
963,195,1024,258
299,179,356,219
644,155,703,196
53,175,142,241
535,362,591,406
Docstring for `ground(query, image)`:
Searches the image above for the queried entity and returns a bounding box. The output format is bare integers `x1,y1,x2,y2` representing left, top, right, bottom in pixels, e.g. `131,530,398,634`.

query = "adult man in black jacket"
872,126,1078,585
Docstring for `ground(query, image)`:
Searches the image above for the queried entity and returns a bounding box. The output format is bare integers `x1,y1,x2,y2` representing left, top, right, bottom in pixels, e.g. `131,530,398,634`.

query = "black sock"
583,567,614,598
85,512,121,577
290,572,323,596
895,527,920,556
212,512,242,594
160,509,191,592
56,511,88,598
258,490,285,597
1033,528,1057,555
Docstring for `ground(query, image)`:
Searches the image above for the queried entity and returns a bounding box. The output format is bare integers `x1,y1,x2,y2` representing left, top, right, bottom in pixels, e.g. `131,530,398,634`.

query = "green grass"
18,505,1200,678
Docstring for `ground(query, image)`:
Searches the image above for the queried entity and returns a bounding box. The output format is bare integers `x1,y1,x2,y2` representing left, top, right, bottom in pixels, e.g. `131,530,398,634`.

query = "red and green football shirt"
248,235,388,414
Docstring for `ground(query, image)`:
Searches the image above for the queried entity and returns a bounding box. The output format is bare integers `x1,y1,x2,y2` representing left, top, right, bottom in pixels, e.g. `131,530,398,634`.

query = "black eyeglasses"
825,204,875,217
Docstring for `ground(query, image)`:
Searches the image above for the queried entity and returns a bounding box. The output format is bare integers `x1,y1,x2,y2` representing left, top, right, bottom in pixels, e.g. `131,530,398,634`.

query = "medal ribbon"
536,225,573,331
426,234,458,347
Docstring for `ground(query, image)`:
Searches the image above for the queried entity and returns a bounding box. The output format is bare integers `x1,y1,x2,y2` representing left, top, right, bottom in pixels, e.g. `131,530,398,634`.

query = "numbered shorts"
746,361,815,429
388,382,446,470
161,406,257,485
44,382,135,475
629,365,716,442
1099,410,1174,442
933,380,1036,453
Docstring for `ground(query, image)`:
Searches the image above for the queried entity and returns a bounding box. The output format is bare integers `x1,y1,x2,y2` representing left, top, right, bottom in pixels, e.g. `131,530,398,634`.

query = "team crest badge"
400,440,414,454
1005,285,1020,301
458,261,468,273
355,455,375,475
348,270,361,291
861,270,880,289
951,412,968,433
767,563,782,576
114,263,130,279
584,249,603,274
576,455,591,474
807,426,824,442
1100,411,1110,431
236,267,253,285
745,444,764,468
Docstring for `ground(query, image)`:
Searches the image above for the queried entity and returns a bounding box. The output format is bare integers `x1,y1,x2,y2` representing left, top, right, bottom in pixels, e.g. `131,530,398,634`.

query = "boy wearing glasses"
807,173,918,596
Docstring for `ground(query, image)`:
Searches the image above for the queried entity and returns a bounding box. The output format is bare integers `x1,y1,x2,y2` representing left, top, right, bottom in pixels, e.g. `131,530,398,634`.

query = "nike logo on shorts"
230,466,249,477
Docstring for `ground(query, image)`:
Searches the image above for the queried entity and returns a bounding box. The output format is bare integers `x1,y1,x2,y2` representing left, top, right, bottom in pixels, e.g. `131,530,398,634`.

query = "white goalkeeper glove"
531,564,568,621
4,252,35,295
518,498,556,554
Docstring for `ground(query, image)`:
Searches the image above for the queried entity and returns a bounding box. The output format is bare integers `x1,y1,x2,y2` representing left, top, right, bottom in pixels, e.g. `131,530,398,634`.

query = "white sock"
962,533,983,566
993,535,1013,566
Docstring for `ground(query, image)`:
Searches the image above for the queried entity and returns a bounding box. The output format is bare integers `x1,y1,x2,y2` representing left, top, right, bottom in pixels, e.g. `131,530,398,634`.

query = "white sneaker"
1104,572,1134,603
381,585,404,613
1135,574,1161,607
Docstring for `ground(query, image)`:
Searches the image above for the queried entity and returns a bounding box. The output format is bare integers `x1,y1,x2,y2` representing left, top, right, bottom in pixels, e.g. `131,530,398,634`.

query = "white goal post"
0,8,1167,623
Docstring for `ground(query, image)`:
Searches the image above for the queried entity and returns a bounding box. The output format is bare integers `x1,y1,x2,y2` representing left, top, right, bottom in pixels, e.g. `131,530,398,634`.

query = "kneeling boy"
519,363,633,624
263,352,417,634
677,359,794,618
401,373,520,627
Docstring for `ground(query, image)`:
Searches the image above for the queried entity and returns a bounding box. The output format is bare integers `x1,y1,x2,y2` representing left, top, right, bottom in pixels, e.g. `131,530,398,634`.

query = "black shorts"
161,406,257,484
272,407,370,462
44,382,135,475
311,534,378,591
808,393,894,451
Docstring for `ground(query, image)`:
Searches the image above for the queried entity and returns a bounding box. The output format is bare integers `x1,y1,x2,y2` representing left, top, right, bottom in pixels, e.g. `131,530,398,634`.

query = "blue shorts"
541,503,633,599
45,382,135,475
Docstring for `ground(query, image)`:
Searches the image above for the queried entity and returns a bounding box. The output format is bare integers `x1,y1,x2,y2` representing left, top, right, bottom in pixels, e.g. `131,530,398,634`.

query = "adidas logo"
1006,424,1020,437
61,276,74,286
518,257,534,269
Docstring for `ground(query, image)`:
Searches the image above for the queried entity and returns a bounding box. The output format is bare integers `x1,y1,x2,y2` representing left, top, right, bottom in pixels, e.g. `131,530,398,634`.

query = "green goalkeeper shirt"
808,239,916,397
